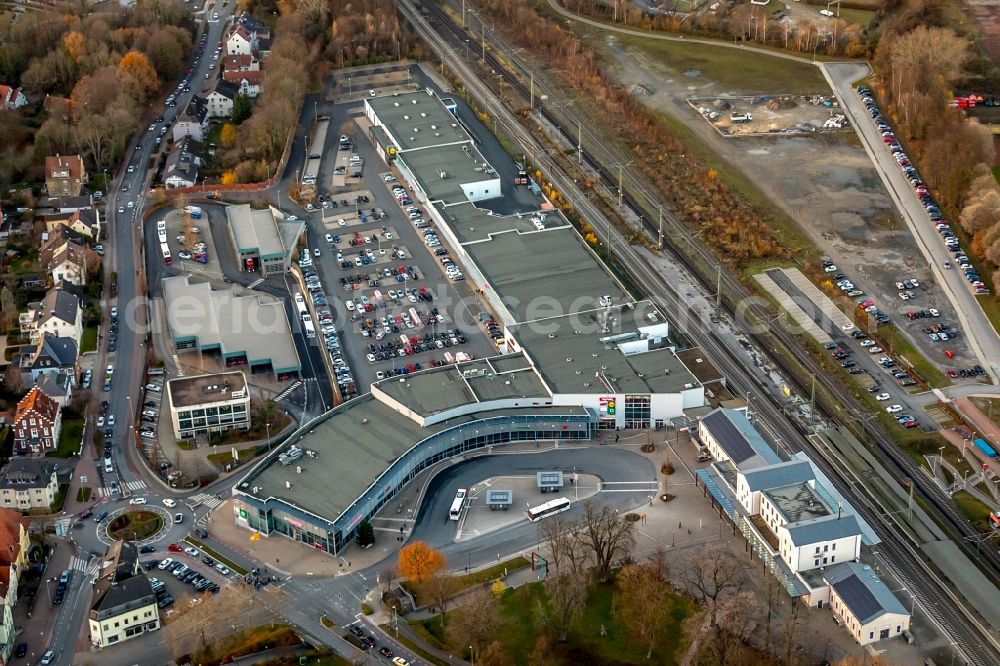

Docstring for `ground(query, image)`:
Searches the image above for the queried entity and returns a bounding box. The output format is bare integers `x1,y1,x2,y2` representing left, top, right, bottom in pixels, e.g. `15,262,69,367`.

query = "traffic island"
107,510,163,541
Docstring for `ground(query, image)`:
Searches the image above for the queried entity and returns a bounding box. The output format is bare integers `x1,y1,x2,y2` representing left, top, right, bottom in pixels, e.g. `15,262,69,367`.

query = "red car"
167,543,183,553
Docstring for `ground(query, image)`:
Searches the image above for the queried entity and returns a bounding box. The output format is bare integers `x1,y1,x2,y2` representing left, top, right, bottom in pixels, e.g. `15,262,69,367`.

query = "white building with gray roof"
364,90,706,431
162,275,300,377
823,562,911,645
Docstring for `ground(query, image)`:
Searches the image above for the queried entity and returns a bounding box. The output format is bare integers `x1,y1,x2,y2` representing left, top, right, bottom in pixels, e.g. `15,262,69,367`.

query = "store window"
623,395,651,429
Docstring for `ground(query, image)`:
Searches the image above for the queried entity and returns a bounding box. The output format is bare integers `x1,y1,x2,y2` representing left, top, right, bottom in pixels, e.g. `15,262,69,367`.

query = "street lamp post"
470,645,474,666
348,76,352,96
266,422,272,452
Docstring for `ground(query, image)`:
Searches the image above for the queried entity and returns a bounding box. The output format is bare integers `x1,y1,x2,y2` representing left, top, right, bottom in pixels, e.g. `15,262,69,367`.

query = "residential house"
45,155,87,197
0,458,59,511
226,25,255,56
11,386,62,455
22,333,79,385
223,53,259,73
35,372,73,408
41,208,100,241
235,11,270,40
223,70,264,98
19,284,82,345
0,85,27,110
206,80,239,119
172,97,208,143
0,508,31,663
39,231,89,286
43,95,78,123
163,138,205,189
88,541,160,648
824,562,911,645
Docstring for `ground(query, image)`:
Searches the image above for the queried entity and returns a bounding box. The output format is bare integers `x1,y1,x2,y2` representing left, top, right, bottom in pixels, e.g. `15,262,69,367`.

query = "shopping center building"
230,89,708,553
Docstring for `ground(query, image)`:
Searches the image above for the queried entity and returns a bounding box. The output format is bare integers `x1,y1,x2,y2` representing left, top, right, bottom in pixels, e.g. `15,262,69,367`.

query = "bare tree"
682,542,744,625
447,586,500,660
575,502,635,582
781,596,806,665
706,590,760,665
424,571,458,626
537,513,590,575
617,556,674,658
542,567,589,642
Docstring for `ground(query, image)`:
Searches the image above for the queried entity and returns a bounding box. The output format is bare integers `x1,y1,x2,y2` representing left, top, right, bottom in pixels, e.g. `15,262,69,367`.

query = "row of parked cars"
858,85,989,295
299,249,357,398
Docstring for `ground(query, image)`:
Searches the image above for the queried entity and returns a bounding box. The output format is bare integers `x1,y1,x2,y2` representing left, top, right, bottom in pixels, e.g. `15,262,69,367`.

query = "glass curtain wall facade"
234,411,592,554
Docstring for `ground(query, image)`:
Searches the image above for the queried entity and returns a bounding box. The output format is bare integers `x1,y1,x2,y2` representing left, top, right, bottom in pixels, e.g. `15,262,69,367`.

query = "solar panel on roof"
704,411,756,463
834,574,883,624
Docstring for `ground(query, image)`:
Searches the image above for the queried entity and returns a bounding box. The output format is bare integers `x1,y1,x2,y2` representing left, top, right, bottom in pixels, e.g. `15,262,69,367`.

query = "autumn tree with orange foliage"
116,51,159,102
397,541,445,584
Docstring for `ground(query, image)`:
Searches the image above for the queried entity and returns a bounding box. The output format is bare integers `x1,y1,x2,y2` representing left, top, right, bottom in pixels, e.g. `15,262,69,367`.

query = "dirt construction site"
596,34,980,381
690,94,850,136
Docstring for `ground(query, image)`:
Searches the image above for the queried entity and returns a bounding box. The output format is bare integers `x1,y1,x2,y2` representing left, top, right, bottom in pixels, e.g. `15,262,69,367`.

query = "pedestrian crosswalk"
188,492,224,510
96,479,147,497
69,556,99,578
274,381,303,401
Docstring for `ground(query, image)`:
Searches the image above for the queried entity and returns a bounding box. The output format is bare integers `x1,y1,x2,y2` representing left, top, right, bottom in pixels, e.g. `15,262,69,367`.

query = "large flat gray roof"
400,144,497,205
226,204,287,259
162,275,300,373
374,352,549,417
242,395,589,524
512,303,697,395
437,203,561,244
367,91,467,151
464,227,628,324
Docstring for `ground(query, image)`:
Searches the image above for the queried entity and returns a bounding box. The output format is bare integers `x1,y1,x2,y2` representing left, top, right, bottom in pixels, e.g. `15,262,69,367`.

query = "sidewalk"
948,396,1000,474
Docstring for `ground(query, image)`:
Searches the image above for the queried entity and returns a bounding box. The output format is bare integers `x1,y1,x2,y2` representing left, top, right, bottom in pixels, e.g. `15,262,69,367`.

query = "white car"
107,415,116,427
184,546,199,557
129,497,148,505
162,498,177,508
868,347,883,354
885,405,903,414
860,340,876,347
823,264,837,272
819,8,834,16
97,416,105,428
325,233,334,243
929,308,939,317
875,393,890,401
841,322,854,331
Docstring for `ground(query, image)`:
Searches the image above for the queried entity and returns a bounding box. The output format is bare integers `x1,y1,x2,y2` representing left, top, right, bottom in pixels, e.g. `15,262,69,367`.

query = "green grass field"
80,326,97,354
616,33,828,94
51,418,83,458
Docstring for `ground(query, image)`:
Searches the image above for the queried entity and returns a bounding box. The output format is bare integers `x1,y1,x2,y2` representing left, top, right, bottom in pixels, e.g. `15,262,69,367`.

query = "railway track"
420,0,1000,583
399,0,1000,660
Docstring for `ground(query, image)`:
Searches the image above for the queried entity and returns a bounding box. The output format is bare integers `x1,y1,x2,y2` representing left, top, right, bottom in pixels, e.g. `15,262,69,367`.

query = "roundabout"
94,504,174,547
106,510,163,541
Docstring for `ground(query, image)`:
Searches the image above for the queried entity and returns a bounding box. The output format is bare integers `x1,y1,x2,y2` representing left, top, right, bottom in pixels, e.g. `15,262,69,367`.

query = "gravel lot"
602,37,979,380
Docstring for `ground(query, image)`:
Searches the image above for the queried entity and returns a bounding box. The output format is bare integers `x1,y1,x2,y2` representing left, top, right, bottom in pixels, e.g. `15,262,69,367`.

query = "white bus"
449,489,467,520
526,497,571,522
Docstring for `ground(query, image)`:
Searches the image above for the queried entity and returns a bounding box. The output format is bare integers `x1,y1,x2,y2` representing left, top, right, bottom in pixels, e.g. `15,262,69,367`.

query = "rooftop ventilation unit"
394,102,400,107
403,115,410,120
411,99,417,104
285,480,291,489
421,112,427,117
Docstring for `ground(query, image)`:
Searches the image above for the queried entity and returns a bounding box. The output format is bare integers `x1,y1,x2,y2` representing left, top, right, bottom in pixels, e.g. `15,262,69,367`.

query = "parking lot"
142,543,235,613
298,94,496,391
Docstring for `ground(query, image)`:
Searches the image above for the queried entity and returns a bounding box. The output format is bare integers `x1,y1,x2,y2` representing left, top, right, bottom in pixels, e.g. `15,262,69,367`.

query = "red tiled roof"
45,155,85,181
14,386,59,427
223,70,265,86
